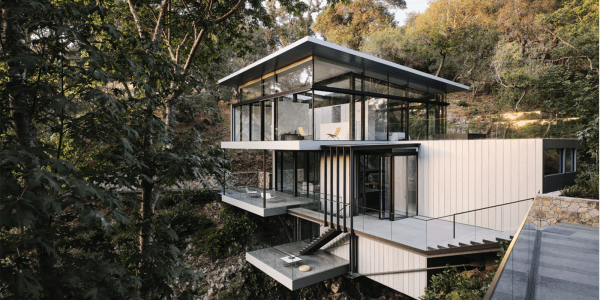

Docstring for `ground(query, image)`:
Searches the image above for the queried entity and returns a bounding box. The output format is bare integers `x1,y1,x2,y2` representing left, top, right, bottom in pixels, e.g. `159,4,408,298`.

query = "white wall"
418,139,542,231
320,230,427,299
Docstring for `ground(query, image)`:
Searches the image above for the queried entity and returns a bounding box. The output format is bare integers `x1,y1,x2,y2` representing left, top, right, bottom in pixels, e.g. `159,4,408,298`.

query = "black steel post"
336,147,340,230
324,149,328,226
330,147,333,227
343,147,347,232
453,214,456,239
263,150,267,208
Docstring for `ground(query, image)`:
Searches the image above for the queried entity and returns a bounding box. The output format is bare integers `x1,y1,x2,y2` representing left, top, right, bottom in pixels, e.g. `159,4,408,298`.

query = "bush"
194,206,256,257
561,162,599,199
160,189,221,209
457,100,469,107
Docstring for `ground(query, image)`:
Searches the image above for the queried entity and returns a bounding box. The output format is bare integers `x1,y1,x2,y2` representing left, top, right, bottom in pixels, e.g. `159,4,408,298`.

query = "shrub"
160,189,221,209
194,206,256,257
561,162,599,199
457,100,469,107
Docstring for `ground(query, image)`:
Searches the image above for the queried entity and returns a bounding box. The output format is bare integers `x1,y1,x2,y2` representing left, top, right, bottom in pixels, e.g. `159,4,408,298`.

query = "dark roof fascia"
320,143,421,151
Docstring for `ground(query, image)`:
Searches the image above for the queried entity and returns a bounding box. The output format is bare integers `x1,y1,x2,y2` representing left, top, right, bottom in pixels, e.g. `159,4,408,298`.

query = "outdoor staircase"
299,227,342,255
427,230,516,250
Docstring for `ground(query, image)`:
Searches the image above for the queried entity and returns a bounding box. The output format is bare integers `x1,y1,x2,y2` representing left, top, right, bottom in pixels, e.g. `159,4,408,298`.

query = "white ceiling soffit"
217,37,469,94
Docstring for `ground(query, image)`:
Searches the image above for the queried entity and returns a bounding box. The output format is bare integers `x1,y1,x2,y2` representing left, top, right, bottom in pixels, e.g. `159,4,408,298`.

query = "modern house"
217,36,582,299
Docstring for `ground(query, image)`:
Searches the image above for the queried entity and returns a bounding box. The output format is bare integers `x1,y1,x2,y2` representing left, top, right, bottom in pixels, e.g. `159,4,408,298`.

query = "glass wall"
428,104,446,139
277,92,312,140
365,96,387,141
275,151,321,197
240,80,261,102
241,105,250,141
354,96,363,140
565,149,575,172
409,102,428,140
277,60,313,92
313,90,351,140
314,56,360,87
233,106,241,141
264,100,274,141
544,149,563,175
251,102,261,141
388,99,407,141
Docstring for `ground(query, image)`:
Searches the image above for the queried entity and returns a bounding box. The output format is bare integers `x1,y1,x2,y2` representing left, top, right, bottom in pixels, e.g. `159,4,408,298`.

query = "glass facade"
275,151,321,197
277,93,312,141
544,148,576,176
313,90,351,140
232,55,450,142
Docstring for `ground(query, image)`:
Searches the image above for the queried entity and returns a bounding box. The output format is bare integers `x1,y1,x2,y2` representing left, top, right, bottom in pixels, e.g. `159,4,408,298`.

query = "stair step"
482,239,495,244
437,245,447,249
447,244,459,248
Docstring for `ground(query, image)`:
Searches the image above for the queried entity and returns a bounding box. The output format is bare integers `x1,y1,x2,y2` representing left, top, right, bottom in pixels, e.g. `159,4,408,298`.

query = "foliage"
314,0,404,50
421,242,508,300
160,189,221,209
194,204,257,257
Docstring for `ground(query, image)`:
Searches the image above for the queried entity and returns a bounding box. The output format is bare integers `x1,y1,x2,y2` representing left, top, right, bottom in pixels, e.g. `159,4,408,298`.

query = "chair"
245,187,257,194
261,192,276,199
327,127,341,140
298,127,312,140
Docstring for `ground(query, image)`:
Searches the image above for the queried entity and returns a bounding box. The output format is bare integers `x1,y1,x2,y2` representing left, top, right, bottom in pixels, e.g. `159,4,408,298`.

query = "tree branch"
126,0,144,38
215,0,245,24
543,28,597,73
152,0,169,43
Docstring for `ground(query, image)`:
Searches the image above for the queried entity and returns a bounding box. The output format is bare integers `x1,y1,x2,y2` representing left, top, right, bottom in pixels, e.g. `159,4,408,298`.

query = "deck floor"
288,207,505,250
246,240,349,290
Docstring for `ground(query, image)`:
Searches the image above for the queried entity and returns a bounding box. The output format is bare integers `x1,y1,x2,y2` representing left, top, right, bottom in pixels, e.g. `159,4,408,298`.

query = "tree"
409,0,487,77
314,0,405,50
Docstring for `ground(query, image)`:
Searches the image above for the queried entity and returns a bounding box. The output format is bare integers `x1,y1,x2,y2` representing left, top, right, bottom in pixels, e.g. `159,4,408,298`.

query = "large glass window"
429,104,446,139
240,80,261,101
389,82,406,97
233,106,241,141
263,75,278,95
565,149,575,172
365,96,387,141
277,60,313,92
409,102,428,140
544,149,563,176
251,102,261,141
362,72,388,95
240,105,250,141
281,151,294,193
314,56,360,87
388,99,407,141
277,93,312,140
313,91,351,140
264,100,274,141
354,96,363,140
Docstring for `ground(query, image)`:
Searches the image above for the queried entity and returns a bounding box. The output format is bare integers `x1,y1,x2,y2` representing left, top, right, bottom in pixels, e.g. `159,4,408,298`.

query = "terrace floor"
222,187,316,217
288,207,514,252
246,240,349,290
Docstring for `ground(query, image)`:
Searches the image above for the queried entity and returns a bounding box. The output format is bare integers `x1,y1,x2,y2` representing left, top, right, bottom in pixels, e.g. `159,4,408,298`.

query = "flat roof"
218,36,469,94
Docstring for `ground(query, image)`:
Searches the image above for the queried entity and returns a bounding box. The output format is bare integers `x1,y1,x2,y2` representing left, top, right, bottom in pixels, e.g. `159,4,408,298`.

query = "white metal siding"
418,139,541,230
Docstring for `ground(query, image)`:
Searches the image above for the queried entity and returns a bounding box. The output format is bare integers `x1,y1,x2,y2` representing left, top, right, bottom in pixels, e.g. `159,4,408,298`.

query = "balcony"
222,187,317,217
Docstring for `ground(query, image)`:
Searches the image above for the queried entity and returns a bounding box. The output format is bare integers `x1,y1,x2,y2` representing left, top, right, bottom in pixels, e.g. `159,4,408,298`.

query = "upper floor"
218,37,469,145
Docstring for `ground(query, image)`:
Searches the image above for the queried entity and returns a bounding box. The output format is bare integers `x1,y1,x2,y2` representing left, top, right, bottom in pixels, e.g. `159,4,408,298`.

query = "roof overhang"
218,36,469,94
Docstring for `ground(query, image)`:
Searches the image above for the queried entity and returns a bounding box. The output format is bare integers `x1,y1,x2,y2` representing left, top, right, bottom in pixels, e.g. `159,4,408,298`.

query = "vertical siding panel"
423,142,429,217
469,141,476,224
503,140,511,227
475,140,482,227
462,141,469,223
419,143,425,216
527,140,536,198
519,140,528,200
440,140,450,217
511,140,519,229
383,244,388,286
432,142,439,217
429,142,435,217
482,140,489,228
456,141,463,216
403,249,408,293
408,252,414,297
489,140,497,230
450,140,457,214
496,140,504,230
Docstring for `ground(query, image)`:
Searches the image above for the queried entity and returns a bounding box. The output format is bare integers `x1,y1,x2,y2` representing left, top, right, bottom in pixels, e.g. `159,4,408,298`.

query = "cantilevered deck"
222,187,316,217
246,241,349,290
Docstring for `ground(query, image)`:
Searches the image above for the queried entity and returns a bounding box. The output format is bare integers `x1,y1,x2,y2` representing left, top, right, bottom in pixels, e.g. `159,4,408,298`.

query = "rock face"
526,194,599,227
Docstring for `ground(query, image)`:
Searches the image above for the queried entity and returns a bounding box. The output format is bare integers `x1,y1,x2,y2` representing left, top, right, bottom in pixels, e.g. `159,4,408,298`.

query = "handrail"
428,197,535,221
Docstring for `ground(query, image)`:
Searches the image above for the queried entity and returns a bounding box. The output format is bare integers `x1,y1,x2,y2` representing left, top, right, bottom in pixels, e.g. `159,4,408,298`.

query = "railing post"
453,214,456,239
263,150,266,208
330,147,334,228
324,149,328,226
336,147,340,230
343,147,347,232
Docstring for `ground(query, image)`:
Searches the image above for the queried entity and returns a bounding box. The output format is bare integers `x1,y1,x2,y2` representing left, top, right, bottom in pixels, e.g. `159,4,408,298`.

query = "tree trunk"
435,51,446,77
138,181,154,300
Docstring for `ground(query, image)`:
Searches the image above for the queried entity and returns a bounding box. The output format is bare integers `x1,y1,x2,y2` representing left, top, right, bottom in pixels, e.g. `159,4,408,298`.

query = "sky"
392,0,431,26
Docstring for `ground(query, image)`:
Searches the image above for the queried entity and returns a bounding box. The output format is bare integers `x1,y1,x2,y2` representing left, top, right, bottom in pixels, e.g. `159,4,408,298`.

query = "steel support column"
343,147,347,232
336,147,340,230
324,150,328,226
263,150,266,208
330,147,333,227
